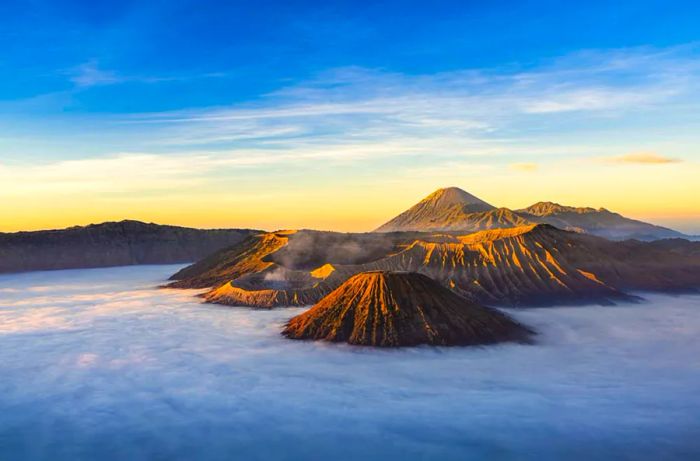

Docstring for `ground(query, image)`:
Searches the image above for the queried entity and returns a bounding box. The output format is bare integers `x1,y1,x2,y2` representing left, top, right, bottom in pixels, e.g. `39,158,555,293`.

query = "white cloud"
519,87,673,113
0,154,210,196
70,60,121,87
113,45,700,155
0,142,446,197
0,265,699,459
67,60,231,89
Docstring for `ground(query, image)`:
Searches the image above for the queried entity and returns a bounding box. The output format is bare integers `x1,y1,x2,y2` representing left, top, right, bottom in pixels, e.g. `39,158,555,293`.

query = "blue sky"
3,1,700,114
1,1,699,232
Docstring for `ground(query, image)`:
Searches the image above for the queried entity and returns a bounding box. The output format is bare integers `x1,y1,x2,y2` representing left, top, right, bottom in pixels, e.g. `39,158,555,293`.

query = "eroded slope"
282,271,533,347
172,224,700,308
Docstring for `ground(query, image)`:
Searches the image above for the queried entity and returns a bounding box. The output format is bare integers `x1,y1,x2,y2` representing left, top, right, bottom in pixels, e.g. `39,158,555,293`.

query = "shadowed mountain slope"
645,238,700,256
282,271,533,347
172,225,700,308
0,220,258,273
168,231,292,288
375,187,686,240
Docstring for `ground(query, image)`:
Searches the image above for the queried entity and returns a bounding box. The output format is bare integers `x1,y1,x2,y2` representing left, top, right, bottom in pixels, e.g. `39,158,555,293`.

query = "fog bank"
1,265,699,460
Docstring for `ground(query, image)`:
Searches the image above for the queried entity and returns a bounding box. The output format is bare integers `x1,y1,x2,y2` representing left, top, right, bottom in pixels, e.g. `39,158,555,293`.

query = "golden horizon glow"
2,156,699,234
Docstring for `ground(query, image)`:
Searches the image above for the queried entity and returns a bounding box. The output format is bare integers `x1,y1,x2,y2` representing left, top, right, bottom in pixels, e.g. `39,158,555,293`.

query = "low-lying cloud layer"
1,265,700,460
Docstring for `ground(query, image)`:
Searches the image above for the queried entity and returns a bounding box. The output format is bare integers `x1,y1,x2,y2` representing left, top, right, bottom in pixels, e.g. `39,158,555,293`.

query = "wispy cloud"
0,143,438,197
113,45,700,159
509,162,539,172
0,154,208,196
605,151,682,165
70,60,121,87
68,60,230,88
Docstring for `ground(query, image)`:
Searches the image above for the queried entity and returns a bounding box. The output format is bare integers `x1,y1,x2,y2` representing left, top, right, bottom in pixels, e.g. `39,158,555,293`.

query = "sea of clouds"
1,265,699,461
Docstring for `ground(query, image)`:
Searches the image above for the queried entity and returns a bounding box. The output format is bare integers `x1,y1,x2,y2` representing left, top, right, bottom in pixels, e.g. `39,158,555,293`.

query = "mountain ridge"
375,187,685,240
171,225,700,308
0,220,259,273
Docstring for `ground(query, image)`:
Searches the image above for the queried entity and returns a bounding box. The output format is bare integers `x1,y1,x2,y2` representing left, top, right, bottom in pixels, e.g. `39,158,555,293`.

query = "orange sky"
2,155,698,234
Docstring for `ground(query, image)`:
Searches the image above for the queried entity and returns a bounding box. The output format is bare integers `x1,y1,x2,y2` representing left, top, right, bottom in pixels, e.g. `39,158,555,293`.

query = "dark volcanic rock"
282,271,534,347
0,220,258,273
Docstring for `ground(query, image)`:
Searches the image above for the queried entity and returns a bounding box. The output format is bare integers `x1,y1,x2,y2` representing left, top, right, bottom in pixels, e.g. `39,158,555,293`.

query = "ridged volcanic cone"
282,271,533,347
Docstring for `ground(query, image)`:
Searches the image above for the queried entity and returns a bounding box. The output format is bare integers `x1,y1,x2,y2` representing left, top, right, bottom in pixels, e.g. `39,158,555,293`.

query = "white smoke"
262,267,288,282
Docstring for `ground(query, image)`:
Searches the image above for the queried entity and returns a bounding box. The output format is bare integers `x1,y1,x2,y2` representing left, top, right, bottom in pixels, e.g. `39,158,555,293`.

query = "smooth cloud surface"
1,265,700,460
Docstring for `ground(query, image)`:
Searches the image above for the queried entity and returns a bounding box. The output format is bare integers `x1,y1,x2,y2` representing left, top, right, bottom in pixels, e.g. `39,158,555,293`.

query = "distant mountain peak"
375,187,495,232
519,201,600,216
374,188,684,240
422,187,494,209
515,202,683,239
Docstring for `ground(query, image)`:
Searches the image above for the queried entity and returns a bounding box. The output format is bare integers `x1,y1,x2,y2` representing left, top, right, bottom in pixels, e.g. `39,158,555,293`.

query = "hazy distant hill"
375,187,686,240
516,201,683,240
0,220,258,273
170,225,700,308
